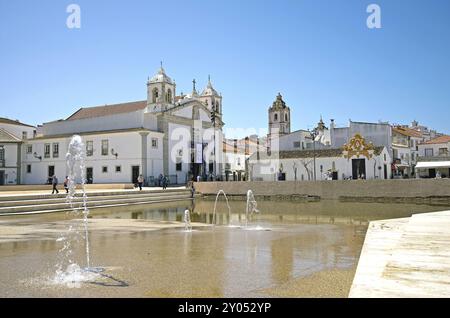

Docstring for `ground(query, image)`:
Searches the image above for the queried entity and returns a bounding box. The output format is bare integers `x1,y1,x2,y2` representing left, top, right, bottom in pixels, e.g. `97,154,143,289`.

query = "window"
225,163,231,170
166,89,172,103
439,148,448,156
0,147,4,166
176,158,182,171
274,114,278,121
151,138,158,148
26,145,32,154
22,131,27,140
237,157,241,166
115,166,121,173
425,148,434,157
101,140,109,156
293,141,301,148
44,144,50,158
285,114,288,121
384,154,387,161
26,164,31,173
102,166,108,173
52,143,59,158
152,88,159,103
86,141,93,156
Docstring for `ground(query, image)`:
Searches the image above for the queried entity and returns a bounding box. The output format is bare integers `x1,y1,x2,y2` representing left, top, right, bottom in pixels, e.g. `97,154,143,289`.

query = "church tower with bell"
147,62,176,112
268,93,291,141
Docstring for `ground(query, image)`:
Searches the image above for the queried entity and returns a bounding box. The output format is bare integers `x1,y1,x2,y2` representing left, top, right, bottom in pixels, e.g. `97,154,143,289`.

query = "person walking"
137,174,144,191
51,175,59,194
63,176,69,193
163,175,168,190
158,173,163,187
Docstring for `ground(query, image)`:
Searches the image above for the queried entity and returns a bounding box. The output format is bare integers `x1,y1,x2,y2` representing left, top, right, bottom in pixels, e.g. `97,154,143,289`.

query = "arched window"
274,113,278,121
152,88,159,103
285,114,288,121
166,89,172,103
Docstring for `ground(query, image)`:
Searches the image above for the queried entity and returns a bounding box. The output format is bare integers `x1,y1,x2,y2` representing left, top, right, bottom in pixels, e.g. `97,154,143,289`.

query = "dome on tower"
149,65,173,84
201,76,219,96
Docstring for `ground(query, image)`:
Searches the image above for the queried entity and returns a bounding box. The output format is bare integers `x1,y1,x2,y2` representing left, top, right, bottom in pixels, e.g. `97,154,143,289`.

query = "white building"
391,126,424,178
416,135,450,178
222,137,264,181
0,118,36,185
249,134,392,181
20,66,225,185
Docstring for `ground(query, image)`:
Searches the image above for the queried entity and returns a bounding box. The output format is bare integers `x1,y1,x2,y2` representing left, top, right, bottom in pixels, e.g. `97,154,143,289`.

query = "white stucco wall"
0,122,36,140
249,148,391,182
21,130,164,184
418,142,450,157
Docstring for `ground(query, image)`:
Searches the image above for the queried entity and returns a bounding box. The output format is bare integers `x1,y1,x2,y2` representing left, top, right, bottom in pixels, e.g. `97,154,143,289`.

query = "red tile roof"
66,100,147,121
392,126,423,138
422,135,450,145
0,117,35,128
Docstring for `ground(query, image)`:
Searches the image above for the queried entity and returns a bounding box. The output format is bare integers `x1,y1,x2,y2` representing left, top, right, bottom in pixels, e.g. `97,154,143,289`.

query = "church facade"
21,66,224,185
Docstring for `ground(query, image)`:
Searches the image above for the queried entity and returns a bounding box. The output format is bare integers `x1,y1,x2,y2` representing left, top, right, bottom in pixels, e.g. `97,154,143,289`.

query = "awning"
416,161,450,169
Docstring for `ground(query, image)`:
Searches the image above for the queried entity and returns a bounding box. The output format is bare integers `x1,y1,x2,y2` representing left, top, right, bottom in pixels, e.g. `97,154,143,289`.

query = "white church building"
21,65,224,185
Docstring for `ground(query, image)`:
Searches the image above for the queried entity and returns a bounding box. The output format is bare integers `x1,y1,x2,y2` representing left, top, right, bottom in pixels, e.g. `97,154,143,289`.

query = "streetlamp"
211,106,217,180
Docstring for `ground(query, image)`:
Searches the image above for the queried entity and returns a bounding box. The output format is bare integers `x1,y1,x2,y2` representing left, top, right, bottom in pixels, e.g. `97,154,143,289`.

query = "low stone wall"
193,179,450,201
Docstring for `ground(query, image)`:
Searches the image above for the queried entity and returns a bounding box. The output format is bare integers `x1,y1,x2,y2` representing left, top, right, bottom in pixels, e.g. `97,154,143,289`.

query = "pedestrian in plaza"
51,175,59,194
63,176,69,193
158,173,163,187
137,174,144,191
163,175,168,190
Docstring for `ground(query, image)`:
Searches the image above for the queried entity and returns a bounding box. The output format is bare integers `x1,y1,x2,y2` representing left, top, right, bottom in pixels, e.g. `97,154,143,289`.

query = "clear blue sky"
1,0,449,137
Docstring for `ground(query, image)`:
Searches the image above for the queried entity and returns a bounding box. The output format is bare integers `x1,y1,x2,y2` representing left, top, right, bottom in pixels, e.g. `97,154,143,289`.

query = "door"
0,171,4,185
384,164,388,180
429,169,436,178
48,166,55,184
332,171,338,180
132,166,140,184
86,167,93,184
352,159,366,179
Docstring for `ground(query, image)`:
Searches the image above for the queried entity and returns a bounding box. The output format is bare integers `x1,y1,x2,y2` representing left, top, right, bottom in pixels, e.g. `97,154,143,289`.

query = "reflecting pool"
0,199,448,297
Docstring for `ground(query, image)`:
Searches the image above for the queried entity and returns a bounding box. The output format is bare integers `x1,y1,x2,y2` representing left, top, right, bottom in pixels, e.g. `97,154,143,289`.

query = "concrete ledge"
194,179,450,200
350,210,450,297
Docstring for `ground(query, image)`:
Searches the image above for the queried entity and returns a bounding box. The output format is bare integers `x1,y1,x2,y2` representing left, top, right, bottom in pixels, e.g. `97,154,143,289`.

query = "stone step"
0,190,191,207
0,188,189,202
0,193,193,214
